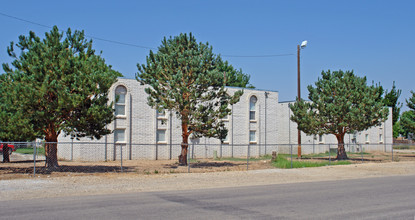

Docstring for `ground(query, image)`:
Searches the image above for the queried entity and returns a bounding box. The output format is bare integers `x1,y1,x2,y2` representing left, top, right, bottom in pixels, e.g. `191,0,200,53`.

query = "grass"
215,155,272,162
215,154,350,169
393,145,415,150
272,154,351,169
302,151,369,159
15,147,45,155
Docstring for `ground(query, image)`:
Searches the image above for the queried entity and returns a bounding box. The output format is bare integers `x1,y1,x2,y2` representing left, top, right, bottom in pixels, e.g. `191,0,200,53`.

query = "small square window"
157,129,166,142
223,133,229,143
249,111,255,121
318,135,324,143
115,105,125,116
365,134,369,143
157,109,165,118
249,131,256,142
114,129,125,143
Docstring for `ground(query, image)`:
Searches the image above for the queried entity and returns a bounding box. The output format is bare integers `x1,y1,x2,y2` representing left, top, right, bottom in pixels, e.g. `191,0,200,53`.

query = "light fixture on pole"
297,40,307,158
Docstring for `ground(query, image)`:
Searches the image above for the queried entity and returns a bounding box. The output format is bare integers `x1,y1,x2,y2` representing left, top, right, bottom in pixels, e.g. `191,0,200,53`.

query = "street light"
297,40,307,158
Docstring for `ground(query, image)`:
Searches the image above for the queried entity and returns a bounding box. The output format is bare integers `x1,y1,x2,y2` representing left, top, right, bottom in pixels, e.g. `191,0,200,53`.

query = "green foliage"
383,81,402,125
0,74,38,142
136,33,243,143
2,26,121,167
15,147,45,155
290,70,388,136
383,81,402,137
289,70,388,159
2,26,121,142
400,91,415,137
217,59,254,88
393,121,404,138
271,154,351,168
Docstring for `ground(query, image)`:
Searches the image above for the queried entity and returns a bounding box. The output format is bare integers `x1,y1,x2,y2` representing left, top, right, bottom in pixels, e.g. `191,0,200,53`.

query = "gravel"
1,161,415,201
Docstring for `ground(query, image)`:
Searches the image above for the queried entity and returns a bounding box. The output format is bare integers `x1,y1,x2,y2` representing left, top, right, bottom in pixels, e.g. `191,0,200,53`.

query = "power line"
0,11,294,57
0,12,51,29
0,12,155,50
222,53,294,58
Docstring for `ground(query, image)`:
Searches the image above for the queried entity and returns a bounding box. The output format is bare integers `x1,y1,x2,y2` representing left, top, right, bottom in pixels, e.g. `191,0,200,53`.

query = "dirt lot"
1,151,415,201
1,151,414,180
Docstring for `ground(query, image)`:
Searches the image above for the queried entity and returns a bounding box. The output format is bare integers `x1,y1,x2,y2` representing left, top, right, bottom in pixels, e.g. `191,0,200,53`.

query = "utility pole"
297,44,302,158
297,40,307,159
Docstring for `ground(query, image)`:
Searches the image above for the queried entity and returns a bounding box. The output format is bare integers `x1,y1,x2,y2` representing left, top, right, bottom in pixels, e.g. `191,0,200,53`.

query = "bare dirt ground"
1,151,415,201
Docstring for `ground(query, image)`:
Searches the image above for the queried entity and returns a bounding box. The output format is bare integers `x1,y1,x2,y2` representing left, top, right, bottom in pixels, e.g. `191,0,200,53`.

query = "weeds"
272,154,351,169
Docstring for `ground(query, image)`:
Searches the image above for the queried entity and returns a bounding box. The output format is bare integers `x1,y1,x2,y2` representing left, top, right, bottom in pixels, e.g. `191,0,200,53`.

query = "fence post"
187,145,190,173
71,138,74,161
33,141,37,177
361,144,363,163
328,144,331,166
220,143,222,158
120,144,123,173
192,143,195,159
290,144,293,169
247,144,250,171
391,143,394,161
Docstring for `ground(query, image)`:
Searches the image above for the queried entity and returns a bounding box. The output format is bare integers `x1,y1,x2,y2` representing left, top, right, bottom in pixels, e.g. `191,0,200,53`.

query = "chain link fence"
1,141,412,177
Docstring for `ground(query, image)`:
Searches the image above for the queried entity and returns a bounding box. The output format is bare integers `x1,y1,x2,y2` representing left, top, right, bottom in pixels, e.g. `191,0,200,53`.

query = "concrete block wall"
277,102,393,154
58,78,393,161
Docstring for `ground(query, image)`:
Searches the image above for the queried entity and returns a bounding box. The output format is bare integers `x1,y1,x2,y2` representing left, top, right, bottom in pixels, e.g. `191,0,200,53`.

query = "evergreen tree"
383,81,402,137
290,70,388,160
137,33,243,165
217,59,254,88
2,26,121,167
400,91,415,137
0,73,38,162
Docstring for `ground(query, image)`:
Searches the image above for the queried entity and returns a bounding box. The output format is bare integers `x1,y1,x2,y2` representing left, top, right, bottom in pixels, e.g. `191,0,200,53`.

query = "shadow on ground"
0,164,136,175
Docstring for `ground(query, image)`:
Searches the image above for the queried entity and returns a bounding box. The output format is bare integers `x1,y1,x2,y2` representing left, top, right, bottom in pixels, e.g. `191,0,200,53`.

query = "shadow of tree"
0,165,136,174
163,161,241,169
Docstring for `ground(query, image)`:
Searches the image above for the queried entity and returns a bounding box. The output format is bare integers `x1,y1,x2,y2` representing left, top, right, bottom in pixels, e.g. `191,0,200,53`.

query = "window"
365,134,369,143
157,129,166,143
249,96,257,121
223,133,229,143
115,86,127,116
249,131,256,142
318,135,324,143
157,109,165,118
379,134,383,143
114,129,125,143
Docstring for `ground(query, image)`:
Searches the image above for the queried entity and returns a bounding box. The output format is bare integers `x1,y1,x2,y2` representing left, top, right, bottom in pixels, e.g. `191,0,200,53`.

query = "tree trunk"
178,121,189,166
178,142,188,166
336,133,348,160
45,131,59,168
2,143,10,163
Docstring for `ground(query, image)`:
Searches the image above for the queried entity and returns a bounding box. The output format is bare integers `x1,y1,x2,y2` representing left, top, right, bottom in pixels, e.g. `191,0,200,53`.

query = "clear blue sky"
1,0,414,111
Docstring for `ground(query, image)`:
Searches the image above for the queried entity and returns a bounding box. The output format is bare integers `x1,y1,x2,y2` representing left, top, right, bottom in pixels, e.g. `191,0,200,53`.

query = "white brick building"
58,78,392,161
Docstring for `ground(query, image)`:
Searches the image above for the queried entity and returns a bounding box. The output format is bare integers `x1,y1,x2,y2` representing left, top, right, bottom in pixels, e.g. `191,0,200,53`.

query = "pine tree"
400,91,415,137
290,70,388,160
0,74,38,162
217,59,254,88
2,26,121,167
137,33,243,165
383,81,402,137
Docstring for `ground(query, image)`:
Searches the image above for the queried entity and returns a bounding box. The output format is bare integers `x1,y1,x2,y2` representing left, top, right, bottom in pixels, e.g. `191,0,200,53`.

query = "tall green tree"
0,73,38,162
137,33,243,165
290,70,388,160
400,91,415,137
2,26,121,167
383,81,402,137
217,59,254,88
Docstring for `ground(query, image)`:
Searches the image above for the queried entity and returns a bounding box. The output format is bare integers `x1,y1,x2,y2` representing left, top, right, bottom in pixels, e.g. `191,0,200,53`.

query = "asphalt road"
2,175,415,220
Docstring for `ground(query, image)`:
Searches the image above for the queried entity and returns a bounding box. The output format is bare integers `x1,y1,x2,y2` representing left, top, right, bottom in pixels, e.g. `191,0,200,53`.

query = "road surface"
1,175,415,219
